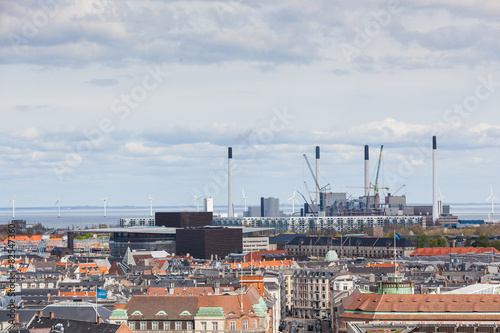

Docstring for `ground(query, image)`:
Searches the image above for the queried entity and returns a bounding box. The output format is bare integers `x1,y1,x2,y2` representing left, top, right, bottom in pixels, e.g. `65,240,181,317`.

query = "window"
175,321,182,330
243,320,248,329
152,321,158,330
230,321,236,330
140,321,147,330
186,322,193,330
201,322,206,330
253,319,258,328
128,322,135,330
212,322,218,331
163,322,170,330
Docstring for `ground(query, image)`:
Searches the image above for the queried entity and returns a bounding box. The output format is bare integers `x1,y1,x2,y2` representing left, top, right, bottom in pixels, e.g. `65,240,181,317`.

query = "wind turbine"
241,188,247,212
55,197,62,218
486,185,497,216
103,198,107,217
192,194,203,212
10,198,15,219
287,189,300,215
148,195,154,217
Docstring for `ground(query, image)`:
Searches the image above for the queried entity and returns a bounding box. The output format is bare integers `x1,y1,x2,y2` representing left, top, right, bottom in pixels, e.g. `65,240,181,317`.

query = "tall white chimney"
228,147,234,218
432,136,438,223
315,146,321,216
364,145,369,197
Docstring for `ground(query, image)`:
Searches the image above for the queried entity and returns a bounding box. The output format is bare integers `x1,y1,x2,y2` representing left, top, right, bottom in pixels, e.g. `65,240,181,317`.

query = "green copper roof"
196,307,225,317
325,250,339,261
110,309,127,317
252,297,267,315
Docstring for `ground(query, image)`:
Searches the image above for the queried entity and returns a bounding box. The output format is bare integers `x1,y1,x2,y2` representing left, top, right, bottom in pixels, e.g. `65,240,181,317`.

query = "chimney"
315,146,321,216
215,282,220,295
97,316,103,324
67,232,74,251
432,136,438,223
364,145,369,197
14,313,19,324
228,147,234,218
49,312,55,320
38,311,43,318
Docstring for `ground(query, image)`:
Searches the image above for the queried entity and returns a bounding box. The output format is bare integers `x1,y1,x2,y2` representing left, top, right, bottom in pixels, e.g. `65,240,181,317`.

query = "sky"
1,0,500,210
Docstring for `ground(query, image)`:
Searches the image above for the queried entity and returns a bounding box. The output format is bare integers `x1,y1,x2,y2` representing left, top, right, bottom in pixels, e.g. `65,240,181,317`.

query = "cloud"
12,127,39,140
15,105,49,112
85,78,119,86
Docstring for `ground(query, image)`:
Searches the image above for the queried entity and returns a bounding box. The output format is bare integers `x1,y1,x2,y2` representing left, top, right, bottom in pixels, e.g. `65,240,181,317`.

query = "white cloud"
12,127,39,140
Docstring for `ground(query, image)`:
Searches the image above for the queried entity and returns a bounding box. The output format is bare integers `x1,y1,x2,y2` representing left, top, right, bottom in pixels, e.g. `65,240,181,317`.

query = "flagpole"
393,232,396,275
95,286,98,323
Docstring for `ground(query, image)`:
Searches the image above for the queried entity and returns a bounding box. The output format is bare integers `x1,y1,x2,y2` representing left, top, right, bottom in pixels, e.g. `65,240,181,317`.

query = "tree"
490,240,500,252
476,234,490,247
412,233,429,248
465,237,472,247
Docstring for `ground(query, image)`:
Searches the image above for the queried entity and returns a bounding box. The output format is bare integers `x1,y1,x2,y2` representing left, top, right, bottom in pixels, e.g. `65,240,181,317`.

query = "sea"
0,204,496,230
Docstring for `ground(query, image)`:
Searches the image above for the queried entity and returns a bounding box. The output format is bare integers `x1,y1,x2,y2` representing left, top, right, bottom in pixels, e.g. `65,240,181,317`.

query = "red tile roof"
411,247,496,256
341,289,500,323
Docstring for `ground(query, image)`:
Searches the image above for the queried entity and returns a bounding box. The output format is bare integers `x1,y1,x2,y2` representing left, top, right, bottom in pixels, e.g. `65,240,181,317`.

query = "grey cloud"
15,104,49,111
85,78,119,86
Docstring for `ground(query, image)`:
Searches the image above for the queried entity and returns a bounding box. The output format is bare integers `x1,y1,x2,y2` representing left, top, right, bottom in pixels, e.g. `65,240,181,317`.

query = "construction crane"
372,145,384,209
392,184,406,196
385,184,406,204
303,154,330,213
303,181,317,216
339,194,353,216
295,189,314,216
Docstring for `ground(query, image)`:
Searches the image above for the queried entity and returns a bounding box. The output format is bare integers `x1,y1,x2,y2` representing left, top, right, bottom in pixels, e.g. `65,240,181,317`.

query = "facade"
204,197,214,212
106,227,177,257
155,212,212,228
243,236,269,252
292,268,338,319
285,236,416,259
119,217,155,227
213,215,425,233
176,227,243,259
261,197,280,217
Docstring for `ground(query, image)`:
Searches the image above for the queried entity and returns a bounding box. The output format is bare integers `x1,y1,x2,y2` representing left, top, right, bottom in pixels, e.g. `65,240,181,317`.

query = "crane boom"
303,154,321,193
303,181,317,216
372,145,384,209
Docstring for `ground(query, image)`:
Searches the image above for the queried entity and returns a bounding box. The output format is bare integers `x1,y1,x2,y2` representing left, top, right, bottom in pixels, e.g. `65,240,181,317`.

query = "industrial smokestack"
315,146,321,216
228,147,234,217
364,145,369,197
432,136,438,223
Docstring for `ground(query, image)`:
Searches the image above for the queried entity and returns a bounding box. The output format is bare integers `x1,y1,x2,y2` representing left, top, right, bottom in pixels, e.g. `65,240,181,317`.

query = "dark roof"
269,233,306,245
41,303,112,322
286,236,415,248
28,316,126,333
149,279,196,288
0,309,37,324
